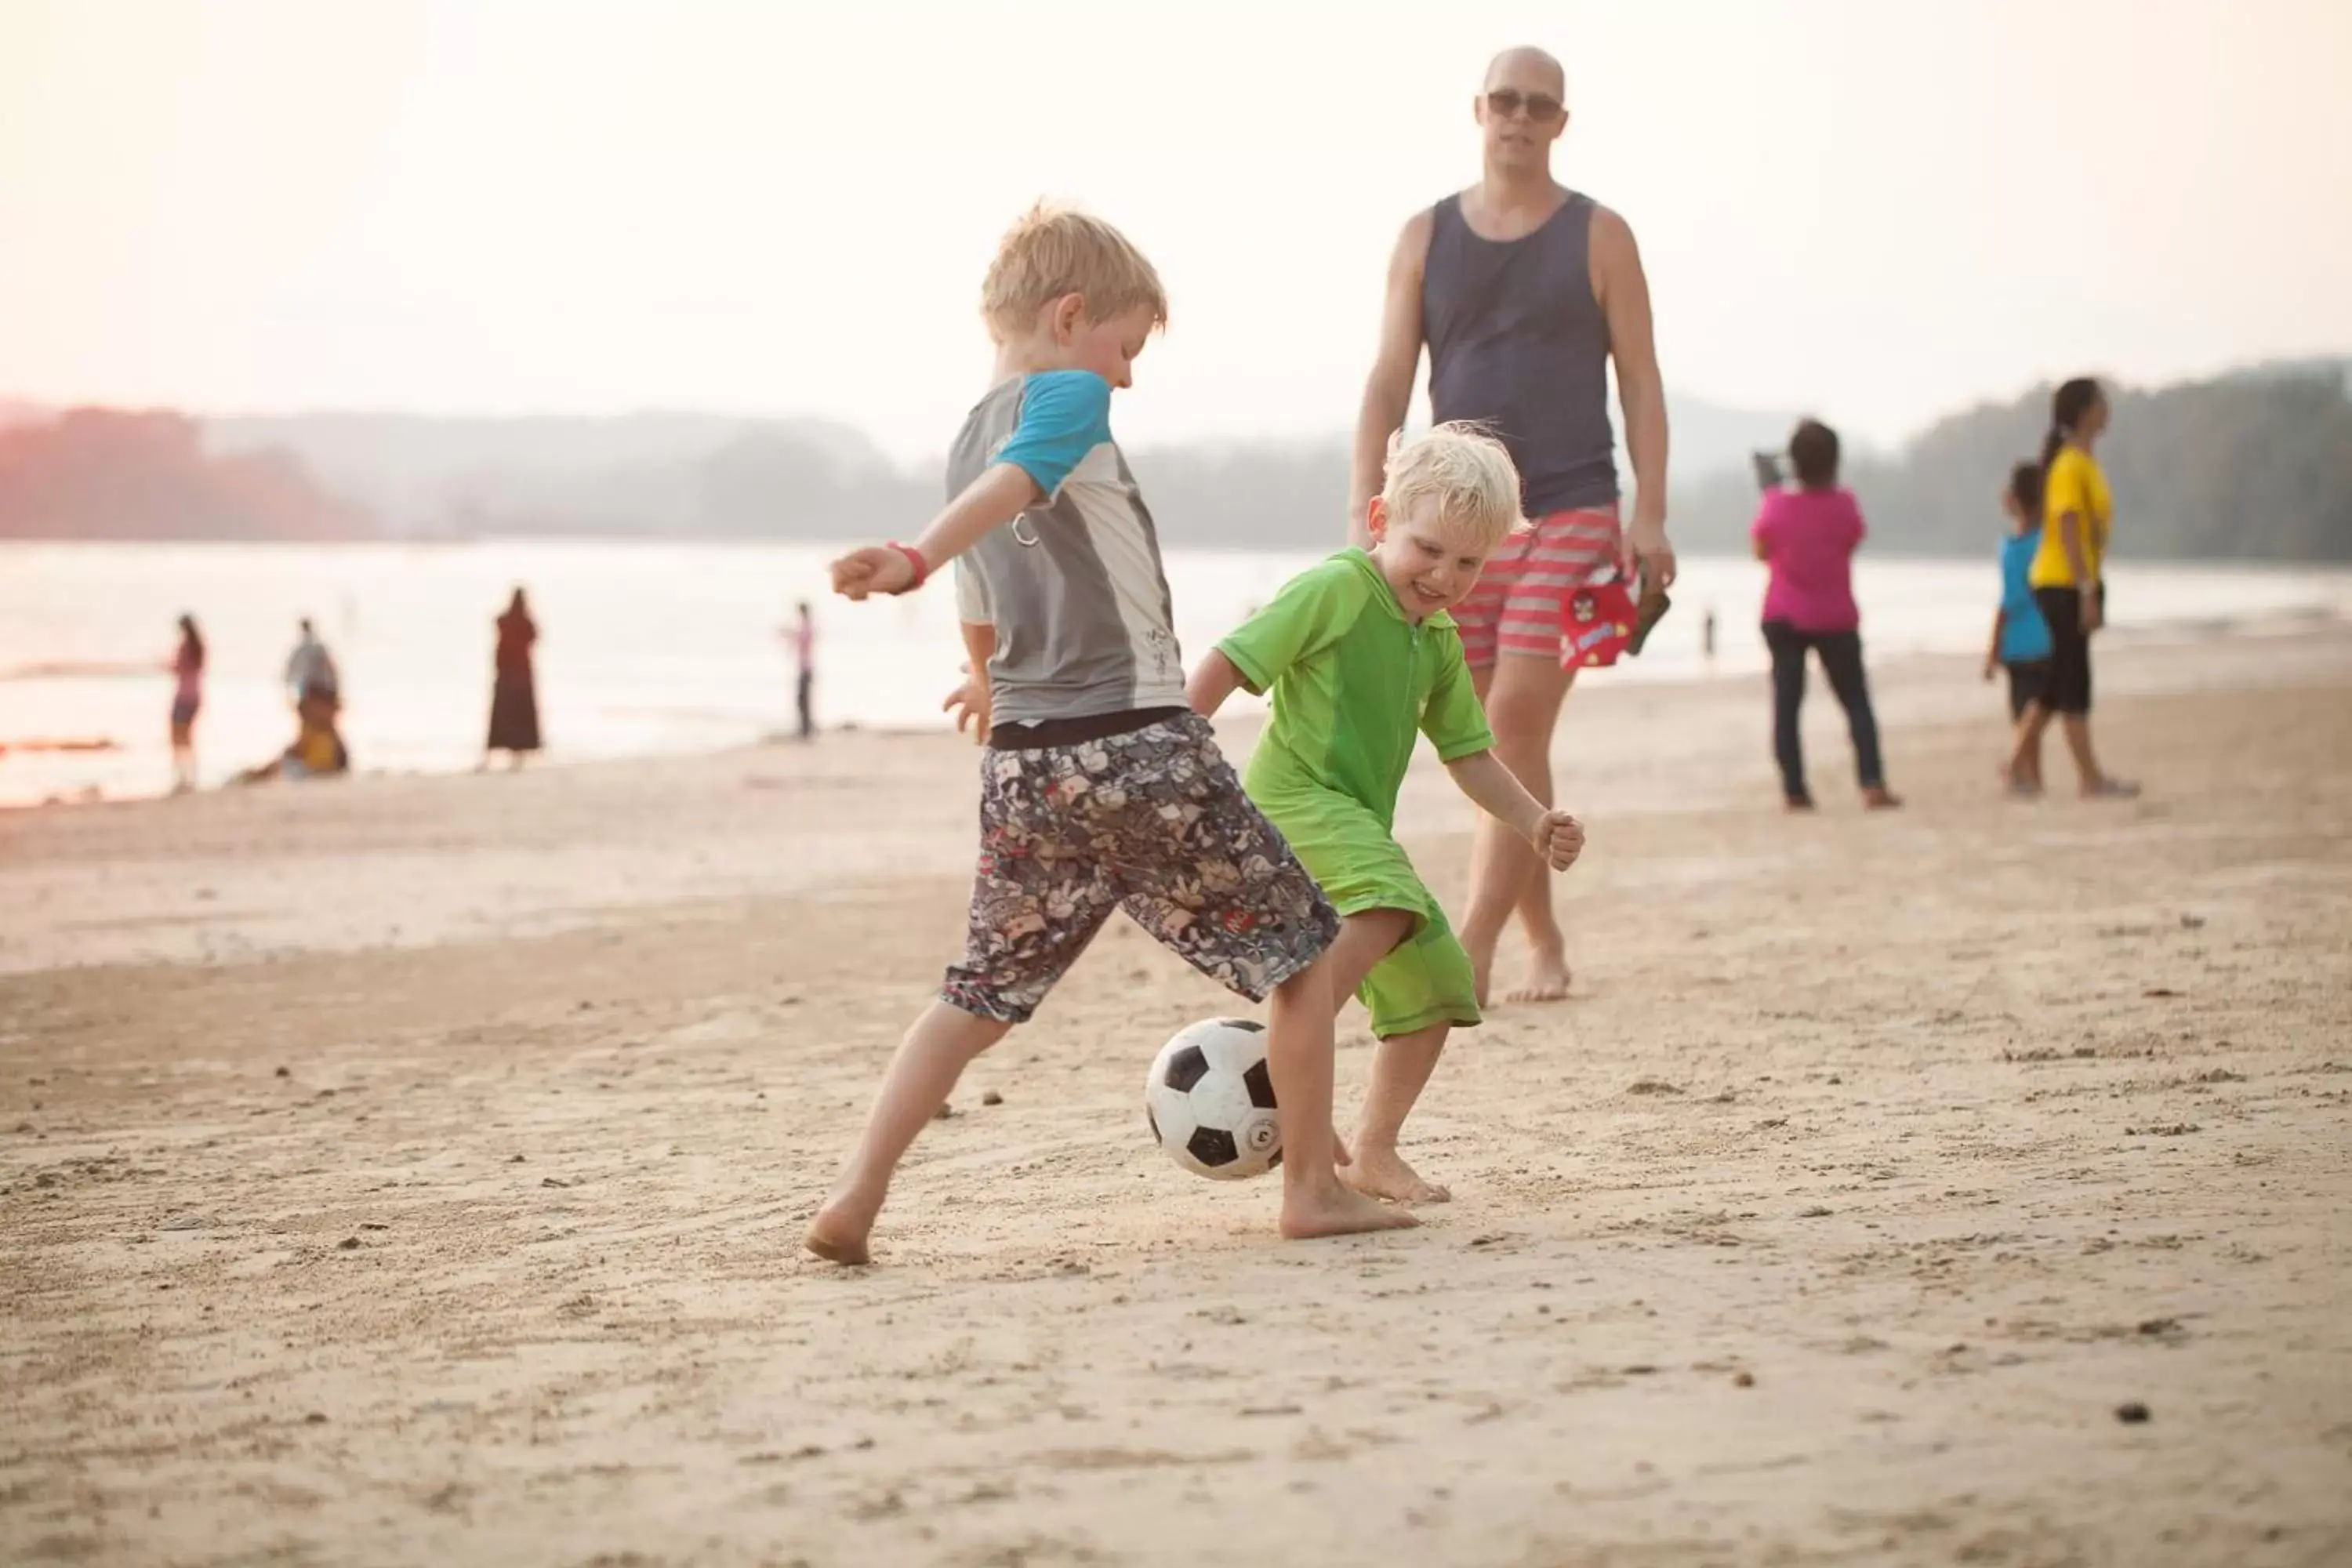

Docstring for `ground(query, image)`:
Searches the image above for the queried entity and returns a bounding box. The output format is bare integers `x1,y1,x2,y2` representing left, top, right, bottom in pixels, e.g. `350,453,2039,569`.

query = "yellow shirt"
2029,445,2112,588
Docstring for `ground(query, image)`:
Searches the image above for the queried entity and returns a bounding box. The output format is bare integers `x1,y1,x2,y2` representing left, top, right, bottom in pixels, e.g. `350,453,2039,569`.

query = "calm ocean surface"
4,539,2347,807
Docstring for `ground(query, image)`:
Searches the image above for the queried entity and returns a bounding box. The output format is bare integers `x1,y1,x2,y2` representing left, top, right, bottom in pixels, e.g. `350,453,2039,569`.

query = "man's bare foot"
1863,786,1903,811
803,1206,873,1266
1281,1182,1420,1239
1505,948,1572,1004
1341,1145,1452,1204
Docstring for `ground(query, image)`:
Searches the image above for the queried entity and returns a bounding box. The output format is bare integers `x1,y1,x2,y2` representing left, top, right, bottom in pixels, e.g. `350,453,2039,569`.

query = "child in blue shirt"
1984,460,2053,794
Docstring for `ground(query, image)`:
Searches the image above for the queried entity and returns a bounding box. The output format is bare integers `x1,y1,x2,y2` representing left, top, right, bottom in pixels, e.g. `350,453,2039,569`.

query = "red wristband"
885,542,929,593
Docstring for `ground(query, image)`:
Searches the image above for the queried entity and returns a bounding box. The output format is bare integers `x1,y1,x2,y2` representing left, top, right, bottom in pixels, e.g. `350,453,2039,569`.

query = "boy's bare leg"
1345,1023,1453,1204
805,1000,1010,1265
1265,954,1417,1240
1319,909,1419,1162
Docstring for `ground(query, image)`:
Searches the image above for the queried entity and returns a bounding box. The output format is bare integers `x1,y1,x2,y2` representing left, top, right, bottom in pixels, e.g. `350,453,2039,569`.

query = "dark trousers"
796,670,815,740
1762,621,1886,800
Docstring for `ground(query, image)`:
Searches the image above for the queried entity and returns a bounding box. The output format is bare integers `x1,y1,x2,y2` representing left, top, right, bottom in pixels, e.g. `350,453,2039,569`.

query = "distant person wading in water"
483,588,541,771
169,615,204,793
1351,44,1675,1005
2005,378,2138,800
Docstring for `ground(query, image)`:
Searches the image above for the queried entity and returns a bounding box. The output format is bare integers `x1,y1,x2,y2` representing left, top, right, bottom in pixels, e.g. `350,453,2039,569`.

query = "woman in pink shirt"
1751,419,1898,811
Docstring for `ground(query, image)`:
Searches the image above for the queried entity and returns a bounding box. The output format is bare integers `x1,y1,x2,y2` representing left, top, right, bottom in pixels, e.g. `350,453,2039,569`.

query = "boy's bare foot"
1281,1182,1420,1240
803,1206,874,1266
1862,786,1903,811
1341,1145,1452,1204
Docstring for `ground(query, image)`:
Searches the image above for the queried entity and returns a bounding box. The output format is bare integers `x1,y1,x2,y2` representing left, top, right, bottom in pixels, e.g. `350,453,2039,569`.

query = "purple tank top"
1421,190,1618,515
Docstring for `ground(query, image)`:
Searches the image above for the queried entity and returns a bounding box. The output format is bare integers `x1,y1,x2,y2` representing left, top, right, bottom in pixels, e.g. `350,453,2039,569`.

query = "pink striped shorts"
1454,505,1624,667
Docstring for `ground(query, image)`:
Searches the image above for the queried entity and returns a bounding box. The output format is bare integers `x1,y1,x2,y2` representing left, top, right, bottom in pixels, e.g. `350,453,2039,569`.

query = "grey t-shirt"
949,371,1187,727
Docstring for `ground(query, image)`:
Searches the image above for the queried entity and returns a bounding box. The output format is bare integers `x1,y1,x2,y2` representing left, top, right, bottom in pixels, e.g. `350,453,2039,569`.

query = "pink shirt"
1753,487,1865,633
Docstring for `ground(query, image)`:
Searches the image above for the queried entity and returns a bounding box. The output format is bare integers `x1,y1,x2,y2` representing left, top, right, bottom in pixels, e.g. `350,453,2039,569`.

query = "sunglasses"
1486,88,1563,122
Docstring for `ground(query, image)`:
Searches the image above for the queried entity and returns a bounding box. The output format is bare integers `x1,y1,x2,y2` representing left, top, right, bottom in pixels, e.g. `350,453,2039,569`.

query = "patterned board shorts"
1455,505,1624,668
942,713,1341,1025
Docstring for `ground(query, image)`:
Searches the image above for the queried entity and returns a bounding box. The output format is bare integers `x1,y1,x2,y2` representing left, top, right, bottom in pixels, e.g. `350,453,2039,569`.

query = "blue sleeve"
994,371,1112,499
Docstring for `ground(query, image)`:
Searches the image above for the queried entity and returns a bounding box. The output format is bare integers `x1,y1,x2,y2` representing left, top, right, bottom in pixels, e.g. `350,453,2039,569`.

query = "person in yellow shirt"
2006,377,2138,799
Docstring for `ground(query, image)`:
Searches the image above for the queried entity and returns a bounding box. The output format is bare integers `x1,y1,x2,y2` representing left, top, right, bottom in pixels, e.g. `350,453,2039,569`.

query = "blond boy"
1189,425,1584,1203
808,205,1414,1264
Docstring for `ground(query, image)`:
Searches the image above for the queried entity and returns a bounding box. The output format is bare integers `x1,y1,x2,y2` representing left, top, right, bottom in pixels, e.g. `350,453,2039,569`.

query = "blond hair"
1381,423,1526,549
979,202,1169,343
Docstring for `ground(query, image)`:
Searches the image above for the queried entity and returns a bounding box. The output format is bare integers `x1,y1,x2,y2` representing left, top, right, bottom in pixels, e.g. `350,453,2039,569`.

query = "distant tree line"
5,365,2346,561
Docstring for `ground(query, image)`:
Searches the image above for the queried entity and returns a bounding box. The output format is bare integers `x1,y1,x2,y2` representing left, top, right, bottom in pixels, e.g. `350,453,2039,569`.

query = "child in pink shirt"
1751,419,1898,811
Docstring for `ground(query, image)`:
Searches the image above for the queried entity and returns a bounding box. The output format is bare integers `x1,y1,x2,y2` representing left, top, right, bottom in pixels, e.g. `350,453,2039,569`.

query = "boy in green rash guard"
1189,424,1585,1204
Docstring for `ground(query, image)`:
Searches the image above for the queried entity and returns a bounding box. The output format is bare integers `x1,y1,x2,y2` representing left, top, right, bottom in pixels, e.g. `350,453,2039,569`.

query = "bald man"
1349,45,1675,1004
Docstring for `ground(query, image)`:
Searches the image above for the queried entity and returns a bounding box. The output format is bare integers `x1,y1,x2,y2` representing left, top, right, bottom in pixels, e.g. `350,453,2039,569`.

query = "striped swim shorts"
1454,505,1624,667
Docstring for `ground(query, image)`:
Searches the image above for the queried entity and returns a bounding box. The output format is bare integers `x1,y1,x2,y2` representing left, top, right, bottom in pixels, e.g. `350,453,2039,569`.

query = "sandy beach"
4,623,2350,1567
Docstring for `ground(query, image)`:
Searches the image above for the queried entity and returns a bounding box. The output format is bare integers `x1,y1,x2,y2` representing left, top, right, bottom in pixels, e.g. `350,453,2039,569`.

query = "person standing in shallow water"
1751,419,1900,812
1350,43,1676,1006
482,587,540,771
787,601,817,741
169,615,204,793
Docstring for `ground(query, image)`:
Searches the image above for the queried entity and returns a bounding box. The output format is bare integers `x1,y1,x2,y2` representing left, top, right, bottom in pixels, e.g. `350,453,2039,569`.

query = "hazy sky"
4,0,2348,459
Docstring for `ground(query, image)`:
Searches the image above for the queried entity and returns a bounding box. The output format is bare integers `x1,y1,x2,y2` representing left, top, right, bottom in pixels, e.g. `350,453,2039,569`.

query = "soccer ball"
1145,1018,1281,1180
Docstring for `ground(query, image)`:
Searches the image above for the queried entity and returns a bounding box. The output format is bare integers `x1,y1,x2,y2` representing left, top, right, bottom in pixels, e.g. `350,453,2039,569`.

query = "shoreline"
3,601,2337,816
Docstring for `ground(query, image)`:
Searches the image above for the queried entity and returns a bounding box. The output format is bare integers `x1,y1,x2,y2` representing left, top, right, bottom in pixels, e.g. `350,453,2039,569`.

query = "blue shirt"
1998,532,2053,664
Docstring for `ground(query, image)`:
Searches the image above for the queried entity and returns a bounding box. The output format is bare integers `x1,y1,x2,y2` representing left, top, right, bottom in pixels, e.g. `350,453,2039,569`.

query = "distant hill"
195,392,1796,548
0,408,372,542
203,412,927,539
5,360,2348,559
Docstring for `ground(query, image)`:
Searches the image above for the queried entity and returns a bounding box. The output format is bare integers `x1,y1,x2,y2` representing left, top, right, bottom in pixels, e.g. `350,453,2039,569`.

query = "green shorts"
1258,784,1481,1039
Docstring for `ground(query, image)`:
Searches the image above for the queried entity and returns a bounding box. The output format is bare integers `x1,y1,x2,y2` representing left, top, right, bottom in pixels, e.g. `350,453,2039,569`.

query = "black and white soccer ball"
1144,1018,1281,1180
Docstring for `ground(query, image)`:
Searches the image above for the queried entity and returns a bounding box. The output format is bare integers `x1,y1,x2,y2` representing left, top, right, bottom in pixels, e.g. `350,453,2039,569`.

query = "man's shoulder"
1586,198,1637,256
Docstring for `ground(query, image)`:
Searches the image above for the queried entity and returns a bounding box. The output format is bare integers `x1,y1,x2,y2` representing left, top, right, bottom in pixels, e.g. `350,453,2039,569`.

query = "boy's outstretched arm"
1445,750,1585,871
1187,648,1247,720
833,465,1041,599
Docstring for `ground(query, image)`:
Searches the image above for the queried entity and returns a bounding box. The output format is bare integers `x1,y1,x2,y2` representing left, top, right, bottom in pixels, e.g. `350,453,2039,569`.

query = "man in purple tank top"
1349,45,1675,1005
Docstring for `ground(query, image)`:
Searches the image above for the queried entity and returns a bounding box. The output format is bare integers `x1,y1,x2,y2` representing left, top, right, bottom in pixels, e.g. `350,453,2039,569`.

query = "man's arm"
1446,750,1585,870
1984,609,2007,680
1348,210,1434,549
1186,648,1247,720
1593,206,1675,588
833,464,1040,599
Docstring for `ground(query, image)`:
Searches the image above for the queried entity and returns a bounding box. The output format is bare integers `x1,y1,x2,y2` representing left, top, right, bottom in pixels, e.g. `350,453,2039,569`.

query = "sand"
4,625,2350,1567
